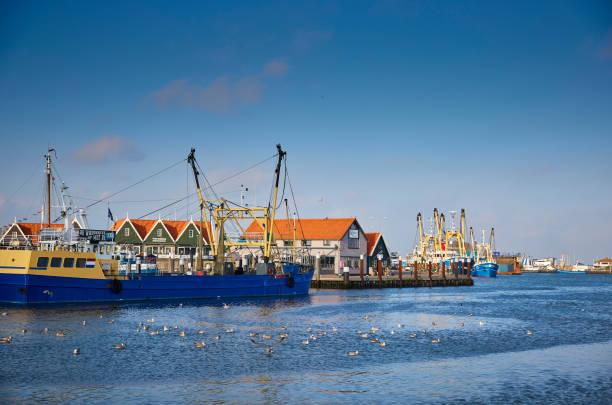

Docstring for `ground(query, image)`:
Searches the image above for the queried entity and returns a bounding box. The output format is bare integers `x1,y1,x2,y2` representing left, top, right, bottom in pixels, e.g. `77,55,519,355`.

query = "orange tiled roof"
244,218,357,240
365,232,380,256
16,222,65,245
595,257,612,263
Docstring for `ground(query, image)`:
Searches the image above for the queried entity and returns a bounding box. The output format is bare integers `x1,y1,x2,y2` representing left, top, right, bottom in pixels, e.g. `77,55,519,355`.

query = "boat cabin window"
76,258,86,268
50,257,62,267
63,258,74,268
36,257,49,268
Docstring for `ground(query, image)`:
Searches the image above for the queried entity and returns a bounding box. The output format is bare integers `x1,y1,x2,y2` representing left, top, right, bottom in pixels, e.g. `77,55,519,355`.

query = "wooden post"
315,254,321,288
441,261,446,286
343,266,350,287
467,260,472,280
359,254,364,284
428,262,433,287
413,261,418,282
377,256,382,286
398,257,403,287
454,262,459,281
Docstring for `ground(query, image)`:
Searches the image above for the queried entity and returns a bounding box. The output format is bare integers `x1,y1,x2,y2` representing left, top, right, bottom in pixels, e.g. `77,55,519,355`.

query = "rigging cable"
86,158,186,209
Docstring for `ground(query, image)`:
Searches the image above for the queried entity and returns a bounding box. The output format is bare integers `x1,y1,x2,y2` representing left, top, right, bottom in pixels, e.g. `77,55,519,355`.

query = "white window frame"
189,229,194,238
157,229,162,237
125,228,130,237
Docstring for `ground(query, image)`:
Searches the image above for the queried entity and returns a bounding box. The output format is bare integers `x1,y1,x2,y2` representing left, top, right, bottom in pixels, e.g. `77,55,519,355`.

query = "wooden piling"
441,261,446,284
413,261,418,282
467,260,472,280
377,258,382,287
398,258,403,286
427,262,433,287
359,255,364,284
454,262,459,285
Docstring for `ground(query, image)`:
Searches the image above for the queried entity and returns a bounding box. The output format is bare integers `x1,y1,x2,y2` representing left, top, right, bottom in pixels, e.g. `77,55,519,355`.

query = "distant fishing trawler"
0,145,314,304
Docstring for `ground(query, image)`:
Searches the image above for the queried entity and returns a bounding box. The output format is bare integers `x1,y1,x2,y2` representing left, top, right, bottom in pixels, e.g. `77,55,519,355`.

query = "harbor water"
1,274,611,404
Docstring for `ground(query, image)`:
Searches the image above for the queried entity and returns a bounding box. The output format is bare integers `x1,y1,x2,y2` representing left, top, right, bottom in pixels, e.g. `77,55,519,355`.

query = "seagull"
136,329,141,333
370,338,379,343
451,313,456,316
179,303,183,307
526,330,533,335
163,326,170,332
113,343,126,350
397,324,404,328
362,315,369,320
0,312,7,316
421,329,427,334
356,330,362,334
281,326,287,331
143,325,150,331
108,320,114,324
307,327,312,332
332,327,338,332
215,335,221,340
581,308,585,312
379,342,387,347
361,333,369,338
225,329,234,333
409,334,417,338
250,336,286,354
460,322,465,327
139,322,143,327
310,335,317,341
21,329,26,334
194,341,206,348
370,327,379,333
301,339,309,345
73,348,80,355
56,332,66,337
318,332,327,336
198,330,205,335
147,318,155,323
479,321,487,326
432,322,437,326
390,330,395,335
150,331,159,336
262,335,272,339
280,333,288,338
467,314,473,317
82,321,87,326
179,331,185,337
222,303,230,309
348,350,359,356
249,332,259,337
0,336,12,344
431,339,441,344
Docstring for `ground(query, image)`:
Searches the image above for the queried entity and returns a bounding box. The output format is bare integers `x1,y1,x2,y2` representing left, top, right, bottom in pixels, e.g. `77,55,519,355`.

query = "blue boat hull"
555,269,587,274
471,263,498,278
0,271,314,304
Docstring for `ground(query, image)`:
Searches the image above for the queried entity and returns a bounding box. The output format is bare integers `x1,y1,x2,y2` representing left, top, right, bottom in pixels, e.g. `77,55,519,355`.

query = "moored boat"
0,145,314,304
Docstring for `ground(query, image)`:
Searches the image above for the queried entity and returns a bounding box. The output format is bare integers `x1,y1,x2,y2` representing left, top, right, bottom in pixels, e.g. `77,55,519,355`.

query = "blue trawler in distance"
469,228,498,278
0,145,314,304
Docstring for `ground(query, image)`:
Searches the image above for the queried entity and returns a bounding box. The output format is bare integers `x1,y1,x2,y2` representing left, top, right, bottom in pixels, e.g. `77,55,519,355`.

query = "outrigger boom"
187,144,288,275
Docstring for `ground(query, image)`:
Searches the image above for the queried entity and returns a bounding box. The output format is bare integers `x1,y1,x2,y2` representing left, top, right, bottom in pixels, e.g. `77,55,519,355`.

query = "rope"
86,158,186,209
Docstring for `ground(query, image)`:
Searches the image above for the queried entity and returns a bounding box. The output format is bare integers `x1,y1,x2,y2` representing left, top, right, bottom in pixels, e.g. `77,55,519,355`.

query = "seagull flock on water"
0,301,555,356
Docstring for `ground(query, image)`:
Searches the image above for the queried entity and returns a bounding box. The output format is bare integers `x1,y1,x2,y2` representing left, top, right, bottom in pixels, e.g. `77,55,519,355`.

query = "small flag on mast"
108,208,114,222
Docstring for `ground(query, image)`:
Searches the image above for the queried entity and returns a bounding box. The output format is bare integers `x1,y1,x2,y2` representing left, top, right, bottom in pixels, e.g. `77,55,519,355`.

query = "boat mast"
187,149,207,270
46,147,51,228
264,144,286,260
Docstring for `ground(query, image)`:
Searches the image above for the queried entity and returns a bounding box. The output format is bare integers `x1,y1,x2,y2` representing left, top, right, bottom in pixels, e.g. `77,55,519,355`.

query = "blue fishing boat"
0,145,314,304
555,268,586,274
472,262,498,277
469,228,498,278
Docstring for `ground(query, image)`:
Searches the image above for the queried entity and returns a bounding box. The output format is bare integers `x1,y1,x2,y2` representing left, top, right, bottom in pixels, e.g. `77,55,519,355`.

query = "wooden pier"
311,259,474,289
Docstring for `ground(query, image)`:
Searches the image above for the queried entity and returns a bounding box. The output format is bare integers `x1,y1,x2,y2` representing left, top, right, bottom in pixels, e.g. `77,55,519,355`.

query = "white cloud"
72,135,145,164
149,59,288,112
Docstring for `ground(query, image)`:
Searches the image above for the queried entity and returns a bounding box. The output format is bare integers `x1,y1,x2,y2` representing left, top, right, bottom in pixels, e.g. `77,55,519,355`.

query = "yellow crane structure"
187,144,287,275
416,212,438,260
443,209,466,258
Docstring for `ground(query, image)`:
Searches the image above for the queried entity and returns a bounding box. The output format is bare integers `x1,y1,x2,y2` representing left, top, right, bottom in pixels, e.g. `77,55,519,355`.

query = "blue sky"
1,1,611,262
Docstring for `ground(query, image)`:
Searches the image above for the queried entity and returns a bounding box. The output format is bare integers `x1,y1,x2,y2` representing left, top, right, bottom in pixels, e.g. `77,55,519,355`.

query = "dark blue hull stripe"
0,272,314,304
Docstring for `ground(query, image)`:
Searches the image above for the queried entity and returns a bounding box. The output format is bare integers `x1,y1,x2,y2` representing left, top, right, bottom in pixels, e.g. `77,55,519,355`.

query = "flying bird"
250,336,286,354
